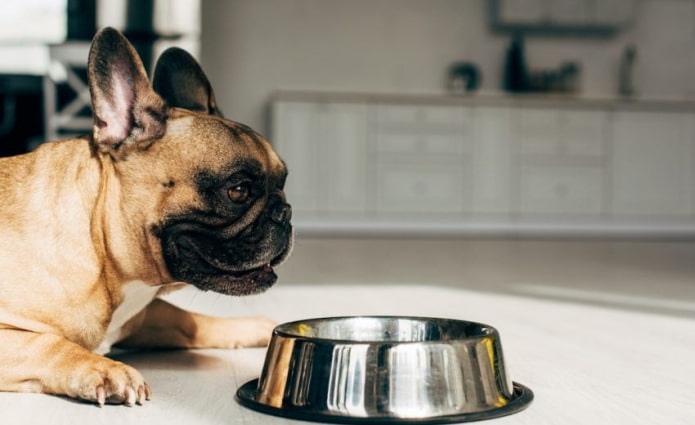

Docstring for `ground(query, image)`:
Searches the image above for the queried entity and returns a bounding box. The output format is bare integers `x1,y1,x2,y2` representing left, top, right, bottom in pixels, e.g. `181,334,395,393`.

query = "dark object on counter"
526,62,581,94
503,34,529,93
448,62,481,93
618,44,637,97
558,62,581,93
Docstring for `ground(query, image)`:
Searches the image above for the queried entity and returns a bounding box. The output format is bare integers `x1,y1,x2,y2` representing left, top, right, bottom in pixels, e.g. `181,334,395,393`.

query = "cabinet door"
611,111,695,216
519,165,603,215
519,108,559,157
563,110,606,158
471,107,513,214
319,104,368,213
377,162,464,214
272,101,319,213
519,108,606,159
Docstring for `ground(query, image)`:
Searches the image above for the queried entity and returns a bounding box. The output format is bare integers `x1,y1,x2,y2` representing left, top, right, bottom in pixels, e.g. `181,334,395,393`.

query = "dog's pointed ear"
152,47,222,116
87,27,167,159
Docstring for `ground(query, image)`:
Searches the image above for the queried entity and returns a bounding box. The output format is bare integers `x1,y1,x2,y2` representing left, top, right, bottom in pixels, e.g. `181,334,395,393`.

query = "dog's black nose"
270,203,292,224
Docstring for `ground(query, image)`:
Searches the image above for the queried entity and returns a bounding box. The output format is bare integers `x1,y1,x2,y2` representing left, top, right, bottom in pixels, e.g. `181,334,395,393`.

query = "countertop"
271,89,695,112
2,283,693,425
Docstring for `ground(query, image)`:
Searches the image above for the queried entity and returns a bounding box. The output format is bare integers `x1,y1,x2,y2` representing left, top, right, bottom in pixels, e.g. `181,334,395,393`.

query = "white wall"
200,0,695,134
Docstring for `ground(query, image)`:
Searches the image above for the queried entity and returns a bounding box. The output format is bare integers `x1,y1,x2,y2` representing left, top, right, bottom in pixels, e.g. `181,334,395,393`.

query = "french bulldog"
0,27,292,406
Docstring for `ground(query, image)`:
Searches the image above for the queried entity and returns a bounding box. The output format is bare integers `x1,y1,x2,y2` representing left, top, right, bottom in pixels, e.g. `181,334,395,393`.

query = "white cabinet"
471,107,514,215
611,111,695,216
271,93,695,236
321,104,369,213
517,108,607,215
376,163,464,214
272,101,368,216
272,102,319,213
519,165,604,215
518,108,606,159
374,104,473,215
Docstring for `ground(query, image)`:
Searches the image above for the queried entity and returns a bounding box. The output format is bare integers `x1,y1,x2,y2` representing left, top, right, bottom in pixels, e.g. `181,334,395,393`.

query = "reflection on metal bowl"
236,316,533,424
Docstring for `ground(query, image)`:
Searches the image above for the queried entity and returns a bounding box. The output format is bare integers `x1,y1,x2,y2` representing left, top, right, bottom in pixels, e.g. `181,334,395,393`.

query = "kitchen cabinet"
272,101,368,216
471,107,514,215
376,162,465,214
271,92,695,236
272,101,319,213
610,111,695,216
321,103,369,214
517,108,607,215
374,104,472,214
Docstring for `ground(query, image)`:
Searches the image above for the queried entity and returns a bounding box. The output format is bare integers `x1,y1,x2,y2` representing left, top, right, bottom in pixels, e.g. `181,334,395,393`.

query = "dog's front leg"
0,329,150,405
116,299,275,349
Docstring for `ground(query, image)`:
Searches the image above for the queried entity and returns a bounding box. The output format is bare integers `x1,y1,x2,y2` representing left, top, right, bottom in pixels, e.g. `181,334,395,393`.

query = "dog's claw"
96,385,106,407
136,386,145,405
124,386,136,406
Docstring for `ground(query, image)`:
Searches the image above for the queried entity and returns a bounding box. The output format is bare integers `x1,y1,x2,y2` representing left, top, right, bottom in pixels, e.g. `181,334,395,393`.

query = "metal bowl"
236,316,533,424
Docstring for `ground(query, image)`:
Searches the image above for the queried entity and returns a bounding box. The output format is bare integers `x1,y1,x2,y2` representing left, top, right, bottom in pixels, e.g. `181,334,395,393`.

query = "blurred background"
0,0,693,315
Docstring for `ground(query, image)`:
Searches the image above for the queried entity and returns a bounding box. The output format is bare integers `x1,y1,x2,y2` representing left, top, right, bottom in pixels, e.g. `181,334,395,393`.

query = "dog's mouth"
163,232,289,296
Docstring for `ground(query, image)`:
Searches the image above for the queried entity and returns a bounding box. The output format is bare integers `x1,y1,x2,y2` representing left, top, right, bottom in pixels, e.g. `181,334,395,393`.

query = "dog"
0,27,292,406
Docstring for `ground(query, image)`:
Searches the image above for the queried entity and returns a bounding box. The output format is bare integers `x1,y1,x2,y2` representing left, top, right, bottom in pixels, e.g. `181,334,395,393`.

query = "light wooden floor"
3,237,694,424
277,237,695,316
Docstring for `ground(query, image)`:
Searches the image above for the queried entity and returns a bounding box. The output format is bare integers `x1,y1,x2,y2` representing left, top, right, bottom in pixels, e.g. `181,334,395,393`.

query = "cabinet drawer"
377,163,465,213
377,104,421,123
519,165,603,215
563,110,606,158
519,109,560,156
377,104,468,127
377,133,465,155
519,109,606,159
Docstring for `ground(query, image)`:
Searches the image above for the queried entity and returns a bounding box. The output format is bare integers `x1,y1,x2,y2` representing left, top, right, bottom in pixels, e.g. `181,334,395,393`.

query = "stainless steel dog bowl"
236,316,533,424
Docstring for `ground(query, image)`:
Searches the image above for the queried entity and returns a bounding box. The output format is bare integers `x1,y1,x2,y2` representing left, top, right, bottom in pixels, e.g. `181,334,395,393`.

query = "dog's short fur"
0,28,292,406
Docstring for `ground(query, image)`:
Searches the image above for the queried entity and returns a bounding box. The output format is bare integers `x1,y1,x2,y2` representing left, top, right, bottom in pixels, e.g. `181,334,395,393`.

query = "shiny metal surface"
236,316,533,423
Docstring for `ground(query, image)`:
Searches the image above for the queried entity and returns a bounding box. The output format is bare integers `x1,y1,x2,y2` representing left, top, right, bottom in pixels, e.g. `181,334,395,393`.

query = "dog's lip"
174,234,277,277
232,263,277,287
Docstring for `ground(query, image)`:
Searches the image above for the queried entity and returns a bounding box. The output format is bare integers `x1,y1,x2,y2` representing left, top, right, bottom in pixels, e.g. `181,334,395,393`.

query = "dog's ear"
152,47,222,116
87,27,167,159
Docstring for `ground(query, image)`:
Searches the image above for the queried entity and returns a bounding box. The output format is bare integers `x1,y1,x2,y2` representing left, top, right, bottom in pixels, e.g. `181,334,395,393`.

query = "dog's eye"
227,183,251,203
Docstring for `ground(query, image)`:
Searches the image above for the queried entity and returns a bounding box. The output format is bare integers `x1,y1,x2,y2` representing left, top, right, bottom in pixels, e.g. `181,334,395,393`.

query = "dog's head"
87,28,292,296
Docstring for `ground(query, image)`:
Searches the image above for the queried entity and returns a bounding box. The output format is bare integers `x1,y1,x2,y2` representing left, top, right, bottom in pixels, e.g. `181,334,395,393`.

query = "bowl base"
236,379,533,424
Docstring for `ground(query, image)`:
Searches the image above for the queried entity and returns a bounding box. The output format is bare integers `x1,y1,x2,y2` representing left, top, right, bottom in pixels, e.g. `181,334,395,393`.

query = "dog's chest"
95,280,159,355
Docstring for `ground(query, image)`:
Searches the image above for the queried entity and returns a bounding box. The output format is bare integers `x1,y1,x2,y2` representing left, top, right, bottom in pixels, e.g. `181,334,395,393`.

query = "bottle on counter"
618,44,637,97
503,33,529,93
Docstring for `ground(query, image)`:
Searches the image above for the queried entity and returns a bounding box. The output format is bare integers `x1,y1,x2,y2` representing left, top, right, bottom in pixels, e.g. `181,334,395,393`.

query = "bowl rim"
271,315,500,345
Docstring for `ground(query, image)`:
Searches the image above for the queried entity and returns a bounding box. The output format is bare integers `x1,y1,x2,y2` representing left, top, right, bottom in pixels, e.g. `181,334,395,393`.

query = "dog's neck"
0,138,169,349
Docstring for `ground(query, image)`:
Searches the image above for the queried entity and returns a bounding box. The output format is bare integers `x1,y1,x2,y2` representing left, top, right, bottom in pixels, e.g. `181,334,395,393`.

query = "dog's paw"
67,357,151,406
202,316,277,348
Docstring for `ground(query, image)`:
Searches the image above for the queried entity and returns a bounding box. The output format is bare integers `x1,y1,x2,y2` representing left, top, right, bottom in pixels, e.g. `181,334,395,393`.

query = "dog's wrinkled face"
154,118,293,296
87,29,292,296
